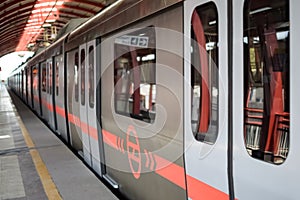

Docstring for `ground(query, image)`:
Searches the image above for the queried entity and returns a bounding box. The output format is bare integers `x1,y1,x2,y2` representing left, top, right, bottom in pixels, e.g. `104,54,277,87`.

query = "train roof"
66,0,182,51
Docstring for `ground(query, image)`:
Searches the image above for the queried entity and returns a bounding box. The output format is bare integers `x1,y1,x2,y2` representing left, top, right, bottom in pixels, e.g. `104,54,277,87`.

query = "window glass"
81,49,86,106
114,27,156,123
244,0,289,164
55,59,59,96
49,62,52,95
32,66,38,96
75,52,79,102
41,63,46,92
89,46,95,108
191,3,219,144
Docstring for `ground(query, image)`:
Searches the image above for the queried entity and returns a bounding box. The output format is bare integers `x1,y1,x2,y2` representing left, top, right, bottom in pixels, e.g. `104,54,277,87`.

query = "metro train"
8,0,300,199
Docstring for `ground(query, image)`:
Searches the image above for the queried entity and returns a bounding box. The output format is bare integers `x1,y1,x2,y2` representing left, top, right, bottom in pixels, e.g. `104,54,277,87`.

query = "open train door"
232,0,300,199
184,0,231,199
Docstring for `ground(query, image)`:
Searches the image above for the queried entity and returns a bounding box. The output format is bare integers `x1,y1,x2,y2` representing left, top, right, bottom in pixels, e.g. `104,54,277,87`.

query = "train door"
87,40,101,175
41,61,49,122
67,50,83,155
184,0,230,199
54,54,68,141
79,43,92,166
232,0,300,199
47,58,56,129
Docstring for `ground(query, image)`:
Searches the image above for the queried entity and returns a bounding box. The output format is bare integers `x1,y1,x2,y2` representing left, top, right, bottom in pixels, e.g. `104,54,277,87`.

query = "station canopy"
0,0,115,58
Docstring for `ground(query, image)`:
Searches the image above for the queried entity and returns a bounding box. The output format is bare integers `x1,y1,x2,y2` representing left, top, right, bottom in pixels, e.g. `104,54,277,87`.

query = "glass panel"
49,62,52,95
191,3,219,144
114,27,156,123
89,46,95,108
41,63,46,92
75,52,79,102
56,59,59,96
244,0,289,164
32,66,38,96
81,49,85,106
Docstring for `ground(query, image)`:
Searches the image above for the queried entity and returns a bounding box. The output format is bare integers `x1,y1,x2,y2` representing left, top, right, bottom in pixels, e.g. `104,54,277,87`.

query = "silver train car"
8,0,300,199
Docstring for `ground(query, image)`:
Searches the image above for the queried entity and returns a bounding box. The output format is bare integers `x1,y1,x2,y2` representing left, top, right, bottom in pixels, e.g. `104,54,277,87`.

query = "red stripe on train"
186,175,229,200
102,129,118,150
154,154,186,189
40,99,98,140
102,129,231,199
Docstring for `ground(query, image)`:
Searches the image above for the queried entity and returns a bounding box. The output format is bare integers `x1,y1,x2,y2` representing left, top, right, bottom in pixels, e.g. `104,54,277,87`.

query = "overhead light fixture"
0,135,10,139
250,7,272,15
42,24,52,28
209,20,216,26
45,19,56,23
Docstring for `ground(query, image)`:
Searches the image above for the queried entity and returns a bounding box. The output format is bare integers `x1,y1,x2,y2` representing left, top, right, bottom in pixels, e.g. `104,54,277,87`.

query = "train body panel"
54,54,68,140
7,0,300,199
232,0,299,199
79,43,92,166
46,58,56,130
184,0,229,199
101,4,186,200
40,61,49,122
66,49,83,153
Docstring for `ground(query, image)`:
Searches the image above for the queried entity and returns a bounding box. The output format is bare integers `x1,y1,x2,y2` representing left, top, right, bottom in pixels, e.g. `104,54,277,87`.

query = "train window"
49,62,52,95
75,52,79,102
244,0,289,164
32,66,38,96
88,46,95,108
41,63,46,92
46,64,49,94
56,60,59,96
191,3,219,144
81,49,86,106
114,27,156,123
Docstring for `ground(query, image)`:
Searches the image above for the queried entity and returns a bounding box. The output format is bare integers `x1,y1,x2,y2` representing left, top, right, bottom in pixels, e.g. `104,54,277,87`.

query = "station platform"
0,84,119,200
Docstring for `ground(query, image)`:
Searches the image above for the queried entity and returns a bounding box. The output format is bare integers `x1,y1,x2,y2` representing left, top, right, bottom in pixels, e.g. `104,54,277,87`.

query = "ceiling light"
42,24,52,28
250,7,272,15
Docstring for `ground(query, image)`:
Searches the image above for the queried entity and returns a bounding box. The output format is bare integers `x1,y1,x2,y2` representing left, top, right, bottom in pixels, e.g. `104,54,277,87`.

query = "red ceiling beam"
60,4,98,15
0,18,27,35
0,2,35,24
58,10,91,18
63,0,105,9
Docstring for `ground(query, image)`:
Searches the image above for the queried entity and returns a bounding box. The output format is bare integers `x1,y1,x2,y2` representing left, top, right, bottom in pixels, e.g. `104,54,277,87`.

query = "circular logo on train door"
126,125,141,179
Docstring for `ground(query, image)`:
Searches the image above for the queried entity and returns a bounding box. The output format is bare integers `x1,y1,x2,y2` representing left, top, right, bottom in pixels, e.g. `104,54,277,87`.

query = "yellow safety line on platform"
18,117,62,200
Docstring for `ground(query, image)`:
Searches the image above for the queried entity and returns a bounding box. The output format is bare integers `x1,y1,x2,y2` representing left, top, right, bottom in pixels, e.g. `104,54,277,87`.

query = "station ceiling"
0,0,116,59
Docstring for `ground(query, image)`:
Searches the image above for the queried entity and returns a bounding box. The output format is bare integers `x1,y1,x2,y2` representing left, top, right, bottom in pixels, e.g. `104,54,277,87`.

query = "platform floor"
0,84,119,200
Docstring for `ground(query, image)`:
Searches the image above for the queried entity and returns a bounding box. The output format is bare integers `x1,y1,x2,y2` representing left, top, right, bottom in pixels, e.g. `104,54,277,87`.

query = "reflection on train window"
41,63,46,92
74,52,79,102
114,27,156,123
88,46,94,108
244,0,289,164
81,49,86,106
191,3,219,144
